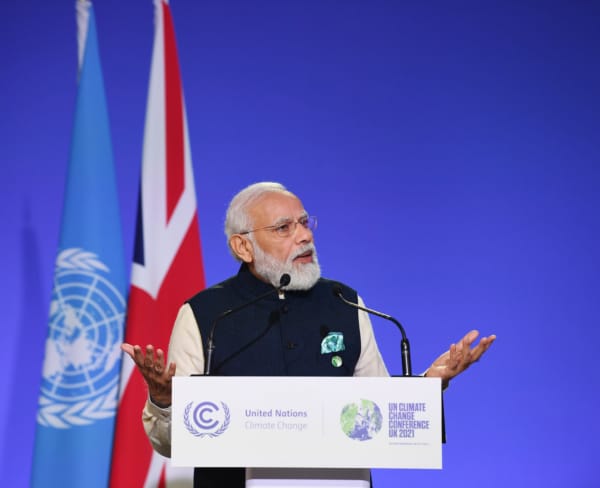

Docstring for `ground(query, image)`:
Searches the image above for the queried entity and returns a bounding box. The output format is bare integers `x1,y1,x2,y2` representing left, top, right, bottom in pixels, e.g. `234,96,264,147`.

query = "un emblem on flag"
37,248,125,429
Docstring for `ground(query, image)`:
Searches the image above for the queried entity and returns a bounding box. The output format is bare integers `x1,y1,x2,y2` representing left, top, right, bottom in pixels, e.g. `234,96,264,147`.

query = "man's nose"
294,221,313,243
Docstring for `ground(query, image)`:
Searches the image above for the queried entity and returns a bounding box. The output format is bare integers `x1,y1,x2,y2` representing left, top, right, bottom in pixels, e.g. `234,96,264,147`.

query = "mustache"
291,244,316,260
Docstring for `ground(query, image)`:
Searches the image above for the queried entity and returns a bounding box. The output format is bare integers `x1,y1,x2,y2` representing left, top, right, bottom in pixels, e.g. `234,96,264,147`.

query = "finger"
131,345,147,366
461,329,480,347
466,336,493,361
469,335,496,362
144,345,155,367
448,344,462,369
485,334,497,344
121,343,135,358
155,349,166,370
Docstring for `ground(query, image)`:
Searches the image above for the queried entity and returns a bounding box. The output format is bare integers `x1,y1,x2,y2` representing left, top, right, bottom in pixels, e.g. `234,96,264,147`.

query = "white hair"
224,182,294,260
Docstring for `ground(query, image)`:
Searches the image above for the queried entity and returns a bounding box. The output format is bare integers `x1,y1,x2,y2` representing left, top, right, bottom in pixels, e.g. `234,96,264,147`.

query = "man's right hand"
121,343,176,408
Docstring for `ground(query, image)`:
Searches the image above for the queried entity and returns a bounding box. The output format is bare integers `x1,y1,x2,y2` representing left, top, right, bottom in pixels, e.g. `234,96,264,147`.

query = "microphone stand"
335,288,412,377
204,274,291,375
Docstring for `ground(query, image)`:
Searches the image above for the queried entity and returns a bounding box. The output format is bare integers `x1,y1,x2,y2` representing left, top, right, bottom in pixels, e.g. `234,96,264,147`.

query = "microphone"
204,273,291,375
333,284,412,377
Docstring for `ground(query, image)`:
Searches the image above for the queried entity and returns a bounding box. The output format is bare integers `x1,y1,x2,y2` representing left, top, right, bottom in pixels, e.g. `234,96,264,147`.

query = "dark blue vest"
186,264,362,377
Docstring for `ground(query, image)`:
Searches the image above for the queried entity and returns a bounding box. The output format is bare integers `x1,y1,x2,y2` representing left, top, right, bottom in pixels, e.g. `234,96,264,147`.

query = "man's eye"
299,216,309,227
276,223,291,233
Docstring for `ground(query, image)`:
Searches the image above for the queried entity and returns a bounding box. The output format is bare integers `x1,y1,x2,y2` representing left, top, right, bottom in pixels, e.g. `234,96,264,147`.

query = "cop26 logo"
184,401,231,438
37,248,125,429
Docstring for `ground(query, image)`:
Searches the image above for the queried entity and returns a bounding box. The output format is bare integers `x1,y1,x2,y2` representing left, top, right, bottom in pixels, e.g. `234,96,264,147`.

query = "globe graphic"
340,399,383,441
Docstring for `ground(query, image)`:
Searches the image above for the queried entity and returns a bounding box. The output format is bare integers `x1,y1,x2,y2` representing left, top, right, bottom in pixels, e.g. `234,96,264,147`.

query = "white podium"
172,376,442,487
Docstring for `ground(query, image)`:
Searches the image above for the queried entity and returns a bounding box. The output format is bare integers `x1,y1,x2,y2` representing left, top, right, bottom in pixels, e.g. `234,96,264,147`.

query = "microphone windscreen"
279,273,291,287
332,284,343,297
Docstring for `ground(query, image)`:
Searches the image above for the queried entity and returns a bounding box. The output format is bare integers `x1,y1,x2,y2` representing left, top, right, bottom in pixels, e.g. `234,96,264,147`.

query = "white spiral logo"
184,401,231,438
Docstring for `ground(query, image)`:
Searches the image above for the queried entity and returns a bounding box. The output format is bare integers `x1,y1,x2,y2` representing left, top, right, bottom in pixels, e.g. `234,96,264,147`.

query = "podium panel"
245,467,371,488
172,376,442,470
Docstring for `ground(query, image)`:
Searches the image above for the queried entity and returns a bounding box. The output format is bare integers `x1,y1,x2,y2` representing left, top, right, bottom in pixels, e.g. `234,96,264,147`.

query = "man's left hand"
425,330,496,388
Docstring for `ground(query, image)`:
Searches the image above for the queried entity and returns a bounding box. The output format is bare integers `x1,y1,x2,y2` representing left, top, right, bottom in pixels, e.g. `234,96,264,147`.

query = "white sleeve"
142,303,204,457
353,295,389,377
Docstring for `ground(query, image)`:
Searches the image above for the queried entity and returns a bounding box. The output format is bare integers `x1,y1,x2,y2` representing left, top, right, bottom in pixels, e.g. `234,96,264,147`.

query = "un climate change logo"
184,401,231,438
37,248,125,429
340,399,383,441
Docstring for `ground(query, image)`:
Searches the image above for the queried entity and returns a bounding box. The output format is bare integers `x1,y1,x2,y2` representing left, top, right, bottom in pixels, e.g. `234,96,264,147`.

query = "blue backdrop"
1,1,599,487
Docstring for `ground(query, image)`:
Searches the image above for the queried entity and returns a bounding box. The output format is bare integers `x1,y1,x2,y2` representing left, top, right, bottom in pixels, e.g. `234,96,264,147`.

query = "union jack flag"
110,1,205,486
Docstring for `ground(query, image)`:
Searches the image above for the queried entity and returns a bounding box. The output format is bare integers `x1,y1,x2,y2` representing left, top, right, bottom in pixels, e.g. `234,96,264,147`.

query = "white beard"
251,239,321,291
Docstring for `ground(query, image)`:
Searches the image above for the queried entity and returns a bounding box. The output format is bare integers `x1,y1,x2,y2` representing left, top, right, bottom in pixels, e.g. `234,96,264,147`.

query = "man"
123,182,496,487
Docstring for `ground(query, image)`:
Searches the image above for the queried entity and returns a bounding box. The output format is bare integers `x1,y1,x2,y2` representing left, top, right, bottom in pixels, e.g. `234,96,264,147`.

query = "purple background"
2,1,599,486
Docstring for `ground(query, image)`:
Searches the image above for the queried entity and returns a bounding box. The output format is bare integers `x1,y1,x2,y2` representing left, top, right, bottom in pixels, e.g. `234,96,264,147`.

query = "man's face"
246,192,320,290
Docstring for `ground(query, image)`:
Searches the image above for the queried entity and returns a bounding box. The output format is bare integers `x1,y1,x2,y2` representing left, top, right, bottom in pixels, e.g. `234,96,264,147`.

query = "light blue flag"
31,2,126,487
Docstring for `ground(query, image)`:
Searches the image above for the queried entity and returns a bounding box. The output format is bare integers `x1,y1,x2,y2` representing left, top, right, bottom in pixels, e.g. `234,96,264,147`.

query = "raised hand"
121,343,176,407
425,330,496,388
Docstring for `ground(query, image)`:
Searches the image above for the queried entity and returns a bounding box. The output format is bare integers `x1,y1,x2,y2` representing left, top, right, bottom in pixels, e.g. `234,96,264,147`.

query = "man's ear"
229,234,254,263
